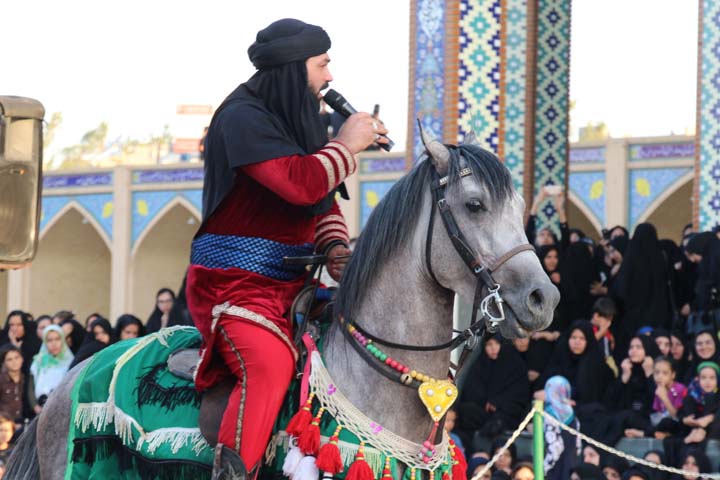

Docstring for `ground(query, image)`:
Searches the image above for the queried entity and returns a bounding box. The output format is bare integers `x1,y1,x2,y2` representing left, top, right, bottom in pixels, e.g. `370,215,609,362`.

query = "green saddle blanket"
66,326,213,480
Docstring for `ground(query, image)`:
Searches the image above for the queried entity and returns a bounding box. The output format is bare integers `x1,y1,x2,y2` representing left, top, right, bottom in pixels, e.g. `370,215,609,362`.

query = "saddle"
167,286,334,448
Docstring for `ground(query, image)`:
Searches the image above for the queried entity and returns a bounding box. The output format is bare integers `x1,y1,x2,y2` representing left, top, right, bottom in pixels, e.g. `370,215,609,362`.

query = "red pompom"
298,421,321,456
286,408,313,437
316,439,344,474
345,448,375,480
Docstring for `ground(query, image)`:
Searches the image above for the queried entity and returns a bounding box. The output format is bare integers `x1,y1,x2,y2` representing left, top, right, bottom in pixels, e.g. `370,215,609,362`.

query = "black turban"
248,18,331,69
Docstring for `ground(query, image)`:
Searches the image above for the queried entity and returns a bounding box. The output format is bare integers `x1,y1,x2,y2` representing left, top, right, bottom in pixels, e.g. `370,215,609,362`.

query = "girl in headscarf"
613,224,672,349
607,335,659,440
114,314,146,340
539,321,614,443
456,335,531,446
1,311,41,376
544,376,581,480
653,328,671,357
680,362,720,445
146,288,175,333
678,449,713,479
70,317,116,368
29,325,74,406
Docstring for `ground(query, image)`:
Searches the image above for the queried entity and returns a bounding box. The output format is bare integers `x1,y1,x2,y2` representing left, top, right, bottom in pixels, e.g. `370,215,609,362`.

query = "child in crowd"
680,361,720,444
544,376,581,480
0,346,36,424
445,408,464,455
648,356,686,439
30,325,74,407
590,297,618,377
0,414,15,463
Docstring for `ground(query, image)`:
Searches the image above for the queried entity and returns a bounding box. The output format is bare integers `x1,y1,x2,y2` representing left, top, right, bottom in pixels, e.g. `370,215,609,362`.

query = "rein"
343,165,534,388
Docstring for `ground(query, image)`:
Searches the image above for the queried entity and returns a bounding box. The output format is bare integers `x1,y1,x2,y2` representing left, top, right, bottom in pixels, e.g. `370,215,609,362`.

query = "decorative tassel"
316,426,344,474
298,407,325,456
381,457,393,480
287,394,315,437
345,443,375,480
294,455,320,480
442,473,450,480
449,440,467,480
282,443,304,477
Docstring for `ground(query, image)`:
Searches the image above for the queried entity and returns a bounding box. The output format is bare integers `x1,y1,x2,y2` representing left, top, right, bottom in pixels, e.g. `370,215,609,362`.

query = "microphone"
323,89,394,152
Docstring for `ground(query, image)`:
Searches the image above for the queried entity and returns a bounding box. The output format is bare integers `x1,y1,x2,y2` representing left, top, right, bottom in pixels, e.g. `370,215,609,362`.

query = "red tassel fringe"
442,473,451,480
316,439,344,474
286,395,314,437
298,422,321,456
345,446,375,480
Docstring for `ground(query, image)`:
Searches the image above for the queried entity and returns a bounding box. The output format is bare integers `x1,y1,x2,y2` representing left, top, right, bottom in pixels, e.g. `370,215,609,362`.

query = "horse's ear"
465,130,480,146
417,119,449,176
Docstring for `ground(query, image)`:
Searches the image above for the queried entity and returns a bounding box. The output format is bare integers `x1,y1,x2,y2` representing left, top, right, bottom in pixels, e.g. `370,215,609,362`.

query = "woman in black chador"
456,334,530,449
613,223,672,352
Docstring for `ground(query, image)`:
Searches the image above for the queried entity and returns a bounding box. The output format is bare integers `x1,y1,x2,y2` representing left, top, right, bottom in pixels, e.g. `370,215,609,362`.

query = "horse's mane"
335,143,513,323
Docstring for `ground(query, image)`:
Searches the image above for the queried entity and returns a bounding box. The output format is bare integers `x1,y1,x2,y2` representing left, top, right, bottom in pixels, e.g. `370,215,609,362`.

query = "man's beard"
309,82,330,99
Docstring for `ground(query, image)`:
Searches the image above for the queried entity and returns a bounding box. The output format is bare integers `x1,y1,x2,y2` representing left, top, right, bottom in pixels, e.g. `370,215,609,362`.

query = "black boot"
211,444,247,480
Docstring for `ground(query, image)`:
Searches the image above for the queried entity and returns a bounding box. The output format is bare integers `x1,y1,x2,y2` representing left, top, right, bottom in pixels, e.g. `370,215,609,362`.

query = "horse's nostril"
528,288,544,309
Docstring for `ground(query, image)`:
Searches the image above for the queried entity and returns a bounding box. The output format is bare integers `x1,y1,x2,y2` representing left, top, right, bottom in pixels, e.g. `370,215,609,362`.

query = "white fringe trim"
74,326,209,458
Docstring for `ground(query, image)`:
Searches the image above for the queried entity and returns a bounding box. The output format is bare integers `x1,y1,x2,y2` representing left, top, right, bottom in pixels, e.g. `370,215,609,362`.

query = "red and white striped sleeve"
315,201,349,253
311,140,357,192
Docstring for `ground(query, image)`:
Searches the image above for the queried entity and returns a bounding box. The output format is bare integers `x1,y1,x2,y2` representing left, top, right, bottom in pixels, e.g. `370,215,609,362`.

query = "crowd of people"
0,286,192,476
450,189,720,479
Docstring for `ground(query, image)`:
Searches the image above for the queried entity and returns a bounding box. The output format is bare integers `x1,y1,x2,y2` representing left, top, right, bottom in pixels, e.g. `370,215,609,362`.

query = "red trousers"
214,315,295,469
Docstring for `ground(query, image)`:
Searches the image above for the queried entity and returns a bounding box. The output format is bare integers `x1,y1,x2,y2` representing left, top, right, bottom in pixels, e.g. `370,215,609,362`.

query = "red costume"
187,141,354,468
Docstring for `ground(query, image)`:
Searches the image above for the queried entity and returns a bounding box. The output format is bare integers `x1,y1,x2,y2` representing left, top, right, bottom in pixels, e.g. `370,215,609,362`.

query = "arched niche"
566,194,603,241
29,207,111,320
130,202,199,319
641,178,693,243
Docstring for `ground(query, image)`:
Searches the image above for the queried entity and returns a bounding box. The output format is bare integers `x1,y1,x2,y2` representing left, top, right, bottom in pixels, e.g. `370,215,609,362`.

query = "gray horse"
6,131,559,479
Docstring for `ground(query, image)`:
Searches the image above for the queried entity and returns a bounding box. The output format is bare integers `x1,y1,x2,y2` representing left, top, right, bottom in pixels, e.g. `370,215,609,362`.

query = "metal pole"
533,399,545,480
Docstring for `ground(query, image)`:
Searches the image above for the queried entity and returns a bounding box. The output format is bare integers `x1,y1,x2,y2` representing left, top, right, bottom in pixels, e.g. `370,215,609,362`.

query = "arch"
566,191,603,240
129,202,199,318
636,171,694,227
29,208,111,321
41,201,112,250
642,177,694,243
131,195,200,257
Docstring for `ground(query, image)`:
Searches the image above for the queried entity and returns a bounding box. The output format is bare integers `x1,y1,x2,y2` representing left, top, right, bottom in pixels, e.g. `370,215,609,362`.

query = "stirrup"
211,444,248,480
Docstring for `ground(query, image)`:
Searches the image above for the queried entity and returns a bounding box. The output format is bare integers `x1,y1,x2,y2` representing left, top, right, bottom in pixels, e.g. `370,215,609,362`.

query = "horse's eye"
465,198,486,213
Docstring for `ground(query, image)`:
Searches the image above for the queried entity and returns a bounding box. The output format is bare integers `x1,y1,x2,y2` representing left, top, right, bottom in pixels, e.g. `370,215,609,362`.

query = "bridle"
341,162,534,388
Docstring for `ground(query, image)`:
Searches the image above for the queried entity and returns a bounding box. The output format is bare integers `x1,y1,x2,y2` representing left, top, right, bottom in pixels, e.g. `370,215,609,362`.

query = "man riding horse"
186,18,389,479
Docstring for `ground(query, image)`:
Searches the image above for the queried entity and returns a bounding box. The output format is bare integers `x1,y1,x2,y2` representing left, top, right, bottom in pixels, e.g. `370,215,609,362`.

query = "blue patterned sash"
191,234,313,281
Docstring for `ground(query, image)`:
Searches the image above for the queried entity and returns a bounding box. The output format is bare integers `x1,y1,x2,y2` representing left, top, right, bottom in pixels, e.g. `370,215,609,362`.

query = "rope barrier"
469,406,720,480
472,408,536,479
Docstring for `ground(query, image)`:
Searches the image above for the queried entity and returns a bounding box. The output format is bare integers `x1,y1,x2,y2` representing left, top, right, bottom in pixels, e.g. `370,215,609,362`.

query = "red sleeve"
315,201,349,253
241,140,356,206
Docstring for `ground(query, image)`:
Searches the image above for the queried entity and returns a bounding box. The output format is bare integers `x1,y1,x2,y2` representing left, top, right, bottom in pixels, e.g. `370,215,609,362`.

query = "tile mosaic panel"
569,147,605,164
629,168,692,228
533,0,571,235
132,168,203,184
697,0,720,229
360,181,397,228
43,173,112,189
131,190,202,246
410,0,447,161
629,143,695,161
40,194,114,240
568,171,605,227
457,0,501,151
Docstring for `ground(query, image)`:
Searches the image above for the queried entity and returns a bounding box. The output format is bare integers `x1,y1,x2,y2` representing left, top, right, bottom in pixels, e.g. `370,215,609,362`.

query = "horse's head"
421,128,560,338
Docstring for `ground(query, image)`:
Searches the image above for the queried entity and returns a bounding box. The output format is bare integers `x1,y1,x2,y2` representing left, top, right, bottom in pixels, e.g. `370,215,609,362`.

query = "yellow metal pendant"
418,380,458,421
